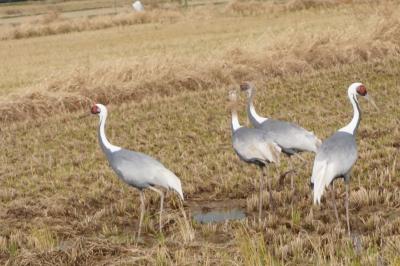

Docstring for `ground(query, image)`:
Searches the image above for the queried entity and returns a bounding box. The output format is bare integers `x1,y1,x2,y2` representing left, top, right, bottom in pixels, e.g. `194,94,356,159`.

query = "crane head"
240,81,255,99
91,105,100,114
90,103,107,115
348,82,366,97
348,83,379,111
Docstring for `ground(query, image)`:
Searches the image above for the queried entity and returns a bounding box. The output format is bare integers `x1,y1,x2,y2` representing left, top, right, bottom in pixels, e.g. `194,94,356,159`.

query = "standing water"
190,200,247,224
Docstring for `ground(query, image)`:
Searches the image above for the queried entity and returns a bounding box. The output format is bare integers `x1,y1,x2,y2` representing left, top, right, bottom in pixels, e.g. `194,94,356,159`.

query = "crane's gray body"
243,85,321,155
313,132,357,183
102,144,176,190
232,127,280,166
251,116,320,155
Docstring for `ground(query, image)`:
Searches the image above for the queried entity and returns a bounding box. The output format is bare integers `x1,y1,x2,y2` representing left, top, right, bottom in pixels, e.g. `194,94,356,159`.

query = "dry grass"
0,0,382,40
224,0,275,16
0,0,130,18
1,1,400,122
224,0,381,16
0,0,399,264
0,59,399,264
0,9,183,40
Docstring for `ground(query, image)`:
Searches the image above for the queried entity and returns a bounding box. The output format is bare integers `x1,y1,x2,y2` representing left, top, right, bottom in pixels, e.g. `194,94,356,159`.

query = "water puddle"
189,199,247,224
193,209,246,224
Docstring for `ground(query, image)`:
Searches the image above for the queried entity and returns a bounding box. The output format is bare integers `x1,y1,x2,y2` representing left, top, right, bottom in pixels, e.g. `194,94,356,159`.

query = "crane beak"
364,94,379,111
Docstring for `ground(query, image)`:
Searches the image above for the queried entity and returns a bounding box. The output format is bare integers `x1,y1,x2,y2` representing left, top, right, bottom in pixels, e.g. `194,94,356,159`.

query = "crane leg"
345,182,351,237
330,183,340,225
289,159,294,217
289,159,294,193
293,153,307,173
137,190,145,239
149,186,164,233
258,166,264,222
264,166,275,212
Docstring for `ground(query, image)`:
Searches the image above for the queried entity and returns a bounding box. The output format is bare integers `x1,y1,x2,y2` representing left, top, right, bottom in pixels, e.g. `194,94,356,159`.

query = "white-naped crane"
310,82,377,236
90,104,184,238
240,82,321,208
229,89,281,221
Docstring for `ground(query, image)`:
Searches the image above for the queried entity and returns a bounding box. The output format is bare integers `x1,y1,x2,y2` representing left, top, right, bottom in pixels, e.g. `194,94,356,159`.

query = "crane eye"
356,85,367,96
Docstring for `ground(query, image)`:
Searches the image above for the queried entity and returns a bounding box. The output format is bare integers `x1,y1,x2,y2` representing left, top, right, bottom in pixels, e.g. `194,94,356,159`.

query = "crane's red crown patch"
356,85,367,96
91,105,100,114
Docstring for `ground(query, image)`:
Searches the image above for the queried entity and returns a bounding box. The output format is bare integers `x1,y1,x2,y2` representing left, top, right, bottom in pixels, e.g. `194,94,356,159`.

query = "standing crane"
90,104,184,238
229,90,281,221
240,82,321,207
310,82,376,236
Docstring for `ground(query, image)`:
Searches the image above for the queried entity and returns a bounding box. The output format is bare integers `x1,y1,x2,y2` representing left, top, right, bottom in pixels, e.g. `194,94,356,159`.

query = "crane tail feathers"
305,130,322,152
165,170,184,200
175,185,184,201
267,142,281,165
311,161,330,204
315,138,322,149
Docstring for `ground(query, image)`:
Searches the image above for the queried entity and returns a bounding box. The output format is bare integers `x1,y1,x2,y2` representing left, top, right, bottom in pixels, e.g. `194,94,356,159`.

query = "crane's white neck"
231,109,242,132
247,88,268,124
98,111,121,153
249,102,268,124
338,94,361,135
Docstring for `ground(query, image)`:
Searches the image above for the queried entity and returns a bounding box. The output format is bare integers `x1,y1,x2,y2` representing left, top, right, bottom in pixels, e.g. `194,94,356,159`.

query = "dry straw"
0,1,399,123
0,9,183,41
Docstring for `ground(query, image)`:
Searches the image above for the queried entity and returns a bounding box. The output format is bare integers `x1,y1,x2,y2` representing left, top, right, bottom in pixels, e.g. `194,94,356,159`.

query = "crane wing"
259,119,321,153
233,128,281,165
109,149,184,199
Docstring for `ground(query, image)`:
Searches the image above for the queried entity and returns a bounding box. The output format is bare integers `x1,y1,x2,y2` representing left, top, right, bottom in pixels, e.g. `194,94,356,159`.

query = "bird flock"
91,81,376,239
